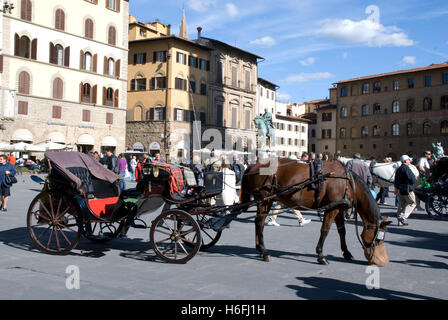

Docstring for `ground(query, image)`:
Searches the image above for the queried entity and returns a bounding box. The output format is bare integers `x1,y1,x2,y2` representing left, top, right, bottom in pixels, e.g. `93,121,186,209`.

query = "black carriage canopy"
44,151,120,193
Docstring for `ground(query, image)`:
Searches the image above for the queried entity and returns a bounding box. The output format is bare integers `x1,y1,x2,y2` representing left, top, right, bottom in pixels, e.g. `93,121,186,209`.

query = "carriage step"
131,218,148,229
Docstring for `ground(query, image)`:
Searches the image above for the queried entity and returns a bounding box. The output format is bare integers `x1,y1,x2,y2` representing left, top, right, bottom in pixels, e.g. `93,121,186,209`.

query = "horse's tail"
239,167,252,212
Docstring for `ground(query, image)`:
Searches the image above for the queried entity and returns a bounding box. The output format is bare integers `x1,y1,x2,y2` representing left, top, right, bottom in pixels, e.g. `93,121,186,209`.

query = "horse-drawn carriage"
27,152,392,266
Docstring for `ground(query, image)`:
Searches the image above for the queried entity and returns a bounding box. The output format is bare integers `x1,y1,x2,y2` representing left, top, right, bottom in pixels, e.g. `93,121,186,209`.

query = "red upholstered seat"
87,197,119,218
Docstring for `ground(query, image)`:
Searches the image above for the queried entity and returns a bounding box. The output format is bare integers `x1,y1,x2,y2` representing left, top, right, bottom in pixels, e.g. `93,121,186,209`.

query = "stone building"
333,62,448,160
126,15,211,161
0,0,129,154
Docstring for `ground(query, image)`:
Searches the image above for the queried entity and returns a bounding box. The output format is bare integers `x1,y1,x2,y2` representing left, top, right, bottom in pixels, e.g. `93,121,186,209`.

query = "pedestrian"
267,203,311,227
376,157,392,204
346,153,372,187
130,156,137,182
0,154,16,212
103,148,119,174
416,150,432,209
8,153,16,166
118,155,127,190
323,154,329,161
298,152,309,163
16,156,25,175
394,155,417,226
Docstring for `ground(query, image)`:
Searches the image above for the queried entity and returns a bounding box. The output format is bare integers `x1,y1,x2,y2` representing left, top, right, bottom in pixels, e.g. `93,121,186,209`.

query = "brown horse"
240,158,392,266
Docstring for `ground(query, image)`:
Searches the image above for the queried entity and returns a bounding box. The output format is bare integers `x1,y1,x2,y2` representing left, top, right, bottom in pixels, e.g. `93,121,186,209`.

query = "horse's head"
363,217,392,266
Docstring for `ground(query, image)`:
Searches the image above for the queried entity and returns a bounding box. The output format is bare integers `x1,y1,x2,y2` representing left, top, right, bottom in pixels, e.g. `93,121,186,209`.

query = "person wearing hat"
394,155,417,226
346,153,372,187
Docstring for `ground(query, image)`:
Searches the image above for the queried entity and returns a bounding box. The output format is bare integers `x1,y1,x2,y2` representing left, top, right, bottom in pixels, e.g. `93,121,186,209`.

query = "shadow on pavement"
287,276,442,300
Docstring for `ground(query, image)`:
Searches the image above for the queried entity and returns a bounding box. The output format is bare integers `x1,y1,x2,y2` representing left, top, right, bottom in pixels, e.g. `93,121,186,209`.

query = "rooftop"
197,37,264,60
334,62,448,85
130,35,213,51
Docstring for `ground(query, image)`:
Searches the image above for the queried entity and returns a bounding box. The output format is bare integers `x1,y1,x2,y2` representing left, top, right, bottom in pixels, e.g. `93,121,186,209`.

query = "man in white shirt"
417,151,432,177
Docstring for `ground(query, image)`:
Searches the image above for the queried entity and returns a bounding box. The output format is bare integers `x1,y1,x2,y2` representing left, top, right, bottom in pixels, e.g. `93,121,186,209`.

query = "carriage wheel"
425,192,448,218
27,192,81,254
150,209,201,263
183,214,222,251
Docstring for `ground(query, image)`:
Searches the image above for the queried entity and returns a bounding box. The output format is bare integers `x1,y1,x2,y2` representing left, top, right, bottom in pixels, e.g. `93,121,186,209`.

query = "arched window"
361,126,368,137
18,71,30,94
134,106,143,121
392,100,399,113
85,18,94,39
55,44,64,65
108,26,116,46
21,0,32,21
423,121,431,135
340,107,347,118
441,121,448,135
406,99,415,112
392,123,400,136
18,35,31,58
105,87,114,106
361,105,369,116
55,9,65,31
406,122,413,136
441,96,448,109
423,97,432,111
53,78,63,99
84,52,92,71
339,128,346,138
81,83,91,103
107,57,115,76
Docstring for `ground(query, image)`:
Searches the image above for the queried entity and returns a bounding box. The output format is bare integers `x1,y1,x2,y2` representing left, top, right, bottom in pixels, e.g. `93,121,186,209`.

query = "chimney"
197,27,202,39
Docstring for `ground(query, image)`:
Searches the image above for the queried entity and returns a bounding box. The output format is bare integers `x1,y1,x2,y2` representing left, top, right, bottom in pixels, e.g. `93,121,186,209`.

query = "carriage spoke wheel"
27,192,81,255
150,209,201,263
426,192,448,218
184,214,222,251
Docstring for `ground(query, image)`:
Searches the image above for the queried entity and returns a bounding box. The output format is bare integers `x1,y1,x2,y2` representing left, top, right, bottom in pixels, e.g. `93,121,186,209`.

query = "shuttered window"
21,0,32,21
82,109,91,122
85,19,94,39
18,101,28,115
53,78,63,99
232,66,237,87
55,9,65,31
245,110,251,129
232,108,237,128
18,71,30,94
52,106,62,119
106,113,113,124
175,78,187,91
108,26,116,46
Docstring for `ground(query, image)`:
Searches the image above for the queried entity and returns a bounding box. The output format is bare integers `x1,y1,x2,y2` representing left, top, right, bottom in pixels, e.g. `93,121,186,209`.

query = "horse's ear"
380,218,393,228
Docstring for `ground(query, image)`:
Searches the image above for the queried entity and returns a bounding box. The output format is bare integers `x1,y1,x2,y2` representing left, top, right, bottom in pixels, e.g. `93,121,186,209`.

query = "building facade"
126,15,211,161
0,0,129,154
196,35,261,155
273,101,309,157
334,62,448,160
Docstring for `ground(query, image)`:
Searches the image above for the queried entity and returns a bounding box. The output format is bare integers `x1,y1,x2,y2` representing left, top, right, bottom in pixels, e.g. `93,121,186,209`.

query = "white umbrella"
36,142,67,151
8,142,46,152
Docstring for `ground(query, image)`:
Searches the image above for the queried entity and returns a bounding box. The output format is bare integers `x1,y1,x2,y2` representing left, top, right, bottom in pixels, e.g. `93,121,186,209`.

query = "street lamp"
1,1,14,14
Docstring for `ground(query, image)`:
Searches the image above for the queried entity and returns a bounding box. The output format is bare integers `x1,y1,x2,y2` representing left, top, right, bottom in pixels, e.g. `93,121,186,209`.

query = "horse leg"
255,201,272,262
315,209,338,265
335,209,354,260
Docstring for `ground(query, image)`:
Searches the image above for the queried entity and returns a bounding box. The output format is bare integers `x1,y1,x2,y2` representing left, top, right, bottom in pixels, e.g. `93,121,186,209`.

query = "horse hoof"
317,257,329,265
263,255,271,262
344,252,354,260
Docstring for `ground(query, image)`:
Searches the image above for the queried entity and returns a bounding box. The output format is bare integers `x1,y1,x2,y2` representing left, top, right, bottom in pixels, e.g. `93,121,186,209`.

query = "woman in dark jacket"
0,154,16,212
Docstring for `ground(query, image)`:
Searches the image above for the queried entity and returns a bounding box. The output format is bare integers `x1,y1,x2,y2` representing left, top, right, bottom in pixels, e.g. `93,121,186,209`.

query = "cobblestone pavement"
0,174,446,299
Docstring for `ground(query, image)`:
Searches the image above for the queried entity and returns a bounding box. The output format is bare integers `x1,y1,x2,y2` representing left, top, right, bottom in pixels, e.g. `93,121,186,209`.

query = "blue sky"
130,0,448,103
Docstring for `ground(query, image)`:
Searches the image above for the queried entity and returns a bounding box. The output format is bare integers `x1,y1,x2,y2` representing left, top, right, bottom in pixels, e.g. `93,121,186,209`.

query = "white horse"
371,161,419,188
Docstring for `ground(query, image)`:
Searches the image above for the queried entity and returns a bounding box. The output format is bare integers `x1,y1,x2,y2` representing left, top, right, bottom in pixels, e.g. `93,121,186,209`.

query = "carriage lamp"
1,1,14,13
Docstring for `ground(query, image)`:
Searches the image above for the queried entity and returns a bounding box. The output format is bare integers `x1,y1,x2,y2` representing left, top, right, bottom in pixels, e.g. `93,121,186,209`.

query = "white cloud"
188,0,216,12
400,56,416,66
316,17,414,47
300,57,316,66
284,72,335,83
226,3,239,18
249,36,276,48
276,92,292,101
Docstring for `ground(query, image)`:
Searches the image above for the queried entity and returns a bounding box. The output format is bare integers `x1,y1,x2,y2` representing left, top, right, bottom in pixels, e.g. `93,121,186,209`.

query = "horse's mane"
349,171,381,224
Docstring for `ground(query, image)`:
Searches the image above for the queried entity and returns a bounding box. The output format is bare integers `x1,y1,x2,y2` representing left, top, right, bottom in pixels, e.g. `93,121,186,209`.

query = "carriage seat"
67,167,95,195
